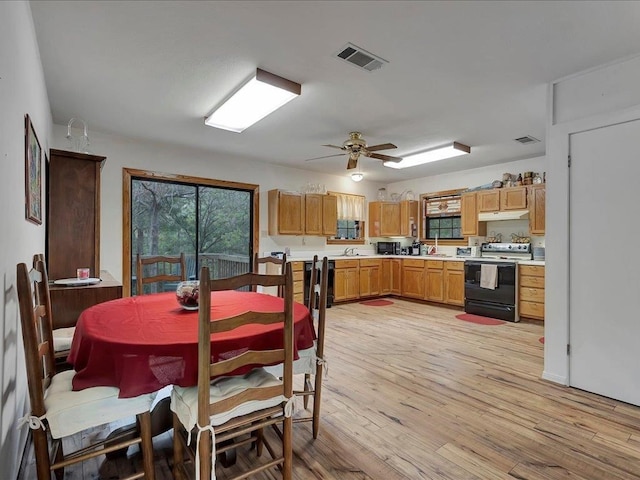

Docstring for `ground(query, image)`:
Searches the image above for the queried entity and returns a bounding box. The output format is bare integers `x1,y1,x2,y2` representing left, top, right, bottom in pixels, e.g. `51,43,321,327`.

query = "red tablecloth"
68,291,315,398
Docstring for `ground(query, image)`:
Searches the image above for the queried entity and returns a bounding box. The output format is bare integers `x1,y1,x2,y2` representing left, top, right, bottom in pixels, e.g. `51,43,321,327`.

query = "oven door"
464,260,517,306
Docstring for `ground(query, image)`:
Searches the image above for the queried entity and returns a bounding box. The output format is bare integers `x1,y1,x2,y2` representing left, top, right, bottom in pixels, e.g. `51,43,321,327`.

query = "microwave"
377,241,401,255
456,246,481,257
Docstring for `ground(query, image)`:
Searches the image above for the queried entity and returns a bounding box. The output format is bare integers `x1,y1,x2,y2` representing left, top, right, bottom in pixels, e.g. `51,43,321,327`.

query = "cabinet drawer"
293,270,304,282
290,261,304,272
403,258,425,268
426,260,444,269
520,300,544,319
359,259,381,268
520,287,545,302
520,275,545,288
335,259,359,269
294,292,304,304
445,261,464,271
519,265,544,277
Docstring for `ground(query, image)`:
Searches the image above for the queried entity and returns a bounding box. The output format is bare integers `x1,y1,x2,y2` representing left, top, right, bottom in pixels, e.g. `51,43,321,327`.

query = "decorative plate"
53,278,101,286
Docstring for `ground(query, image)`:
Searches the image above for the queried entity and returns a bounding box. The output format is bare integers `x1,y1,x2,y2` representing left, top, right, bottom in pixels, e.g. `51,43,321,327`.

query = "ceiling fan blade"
367,152,403,162
347,157,358,170
322,144,346,150
304,153,345,162
366,143,397,152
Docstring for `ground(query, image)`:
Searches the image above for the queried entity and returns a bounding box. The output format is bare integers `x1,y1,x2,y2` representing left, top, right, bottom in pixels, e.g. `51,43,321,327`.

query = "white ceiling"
30,1,640,183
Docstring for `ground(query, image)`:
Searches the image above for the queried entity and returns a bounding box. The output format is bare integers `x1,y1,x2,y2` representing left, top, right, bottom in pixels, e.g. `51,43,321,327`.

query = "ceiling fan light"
351,172,364,182
205,69,301,133
384,142,470,169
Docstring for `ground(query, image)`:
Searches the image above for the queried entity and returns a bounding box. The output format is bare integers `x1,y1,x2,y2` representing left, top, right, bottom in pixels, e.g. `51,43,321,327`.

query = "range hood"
478,210,529,222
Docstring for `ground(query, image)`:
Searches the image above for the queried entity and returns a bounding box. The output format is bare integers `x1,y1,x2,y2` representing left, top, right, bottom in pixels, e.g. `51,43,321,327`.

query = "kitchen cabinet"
291,261,304,304
334,259,359,302
391,258,402,295
381,259,391,294
461,192,487,237
47,149,105,280
401,258,425,299
477,186,527,213
368,200,418,237
425,260,445,302
268,190,304,235
519,265,545,320
304,194,337,236
444,261,465,306
528,185,546,235
359,259,381,297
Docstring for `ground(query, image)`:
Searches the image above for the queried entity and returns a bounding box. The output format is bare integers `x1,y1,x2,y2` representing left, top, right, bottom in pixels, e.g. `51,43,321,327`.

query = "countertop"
287,254,545,266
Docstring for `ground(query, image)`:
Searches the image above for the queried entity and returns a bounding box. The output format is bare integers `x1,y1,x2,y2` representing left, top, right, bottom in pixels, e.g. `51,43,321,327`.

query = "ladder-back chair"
136,253,186,295
16,259,156,480
253,253,287,297
171,264,294,480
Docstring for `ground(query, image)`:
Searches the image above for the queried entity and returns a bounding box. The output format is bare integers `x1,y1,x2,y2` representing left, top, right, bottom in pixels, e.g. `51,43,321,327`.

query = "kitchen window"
421,188,466,244
327,192,365,245
426,216,462,240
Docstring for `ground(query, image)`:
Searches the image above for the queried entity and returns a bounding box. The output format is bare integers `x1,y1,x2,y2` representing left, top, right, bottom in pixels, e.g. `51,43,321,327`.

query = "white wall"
0,2,53,477
51,126,386,280
545,54,640,385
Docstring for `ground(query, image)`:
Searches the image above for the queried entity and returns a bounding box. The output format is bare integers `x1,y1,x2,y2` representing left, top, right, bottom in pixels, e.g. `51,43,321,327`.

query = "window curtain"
334,193,365,221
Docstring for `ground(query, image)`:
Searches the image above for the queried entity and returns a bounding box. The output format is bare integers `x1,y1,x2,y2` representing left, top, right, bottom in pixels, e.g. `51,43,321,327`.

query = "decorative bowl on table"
176,281,199,310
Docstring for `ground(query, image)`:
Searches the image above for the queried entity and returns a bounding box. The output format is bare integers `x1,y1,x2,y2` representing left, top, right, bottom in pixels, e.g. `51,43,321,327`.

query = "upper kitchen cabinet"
368,200,418,237
47,149,105,280
268,190,337,236
477,186,527,212
528,185,546,235
268,190,304,235
305,193,337,236
461,192,487,237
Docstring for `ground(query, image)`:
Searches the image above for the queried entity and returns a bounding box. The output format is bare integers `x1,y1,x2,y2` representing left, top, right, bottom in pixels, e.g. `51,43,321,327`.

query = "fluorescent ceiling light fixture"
351,172,364,182
384,142,470,169
205,68,301,133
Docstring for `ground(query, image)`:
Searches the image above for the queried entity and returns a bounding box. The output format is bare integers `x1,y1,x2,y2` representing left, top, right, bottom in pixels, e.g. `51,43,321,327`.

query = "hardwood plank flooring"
18,300,640,479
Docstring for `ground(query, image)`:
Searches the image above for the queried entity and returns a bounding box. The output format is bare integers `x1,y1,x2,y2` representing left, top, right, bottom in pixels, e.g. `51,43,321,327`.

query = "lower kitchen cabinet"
519,265,545,320
444,261,465,306
359,259,381,297
401,258,425,299
334,259,359,302
291,261,304,304
426,260,445,302
381,259,391,294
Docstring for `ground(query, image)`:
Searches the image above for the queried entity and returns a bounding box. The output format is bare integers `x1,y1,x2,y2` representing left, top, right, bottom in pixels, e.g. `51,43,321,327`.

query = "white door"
569,118,640,406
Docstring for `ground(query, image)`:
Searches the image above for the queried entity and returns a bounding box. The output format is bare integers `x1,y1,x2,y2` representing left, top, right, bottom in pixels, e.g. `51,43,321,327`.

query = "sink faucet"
343,247,357,256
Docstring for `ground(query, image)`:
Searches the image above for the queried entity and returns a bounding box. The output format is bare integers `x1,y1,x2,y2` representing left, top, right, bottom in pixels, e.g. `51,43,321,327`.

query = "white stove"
480,242,532,260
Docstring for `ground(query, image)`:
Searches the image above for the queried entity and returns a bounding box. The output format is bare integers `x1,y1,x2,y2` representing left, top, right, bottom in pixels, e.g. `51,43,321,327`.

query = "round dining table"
68,290,315,398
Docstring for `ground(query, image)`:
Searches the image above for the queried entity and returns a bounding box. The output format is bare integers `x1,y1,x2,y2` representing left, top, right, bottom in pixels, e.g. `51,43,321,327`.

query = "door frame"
122,168,259,296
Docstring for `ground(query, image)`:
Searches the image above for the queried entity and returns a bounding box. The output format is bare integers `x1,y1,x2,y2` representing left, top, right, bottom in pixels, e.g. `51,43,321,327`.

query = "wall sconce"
205,68,301,133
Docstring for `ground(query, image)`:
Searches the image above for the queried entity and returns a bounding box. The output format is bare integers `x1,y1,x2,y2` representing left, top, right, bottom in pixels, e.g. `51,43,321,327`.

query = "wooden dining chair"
171,264,294,480
136,253,187,295
16,259,157,480
252,252,287,297
32,253,74,366
265,255,328,439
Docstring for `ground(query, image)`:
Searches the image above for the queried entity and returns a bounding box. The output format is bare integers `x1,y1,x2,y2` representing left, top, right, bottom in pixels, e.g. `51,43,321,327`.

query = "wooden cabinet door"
359,267,372,297
380,203,401,236
400,200,418,237
268,190,304,235
477,190,500,212
359,260,381,297
501,186,528,210
444,262,465,306
381,259,391,294
47,149,105,280
334,268,348,302
401,259,425,299
322,194,338,236
304,194,323,235
528,185,545,235
461,192,486,237
426,260,444,302
345,268,360,300
391,259,402,295
368,202,381,237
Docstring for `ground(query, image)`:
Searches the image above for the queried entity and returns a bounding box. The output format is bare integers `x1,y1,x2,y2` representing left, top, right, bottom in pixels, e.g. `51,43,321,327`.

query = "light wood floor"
19,300,640,479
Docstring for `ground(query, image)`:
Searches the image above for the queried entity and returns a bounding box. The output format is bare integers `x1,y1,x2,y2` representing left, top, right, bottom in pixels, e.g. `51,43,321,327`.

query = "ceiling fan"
306,132,403,170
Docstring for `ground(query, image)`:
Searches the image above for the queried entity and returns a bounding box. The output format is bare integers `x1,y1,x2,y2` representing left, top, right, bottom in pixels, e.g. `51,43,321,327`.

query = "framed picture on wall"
25,114,42,225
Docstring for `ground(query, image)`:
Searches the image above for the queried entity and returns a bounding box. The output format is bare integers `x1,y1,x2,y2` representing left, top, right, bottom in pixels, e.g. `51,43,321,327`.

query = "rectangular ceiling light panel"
205,69,301,133
384,142,470,169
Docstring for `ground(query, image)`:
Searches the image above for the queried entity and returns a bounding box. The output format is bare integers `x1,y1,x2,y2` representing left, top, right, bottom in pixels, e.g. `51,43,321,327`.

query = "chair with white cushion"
171,264,294,480
16,259,157,480
266,255,328,439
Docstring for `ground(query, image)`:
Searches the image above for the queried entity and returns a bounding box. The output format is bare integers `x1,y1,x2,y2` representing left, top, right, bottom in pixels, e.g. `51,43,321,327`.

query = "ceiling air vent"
514,135,540,145
335,43,388,72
